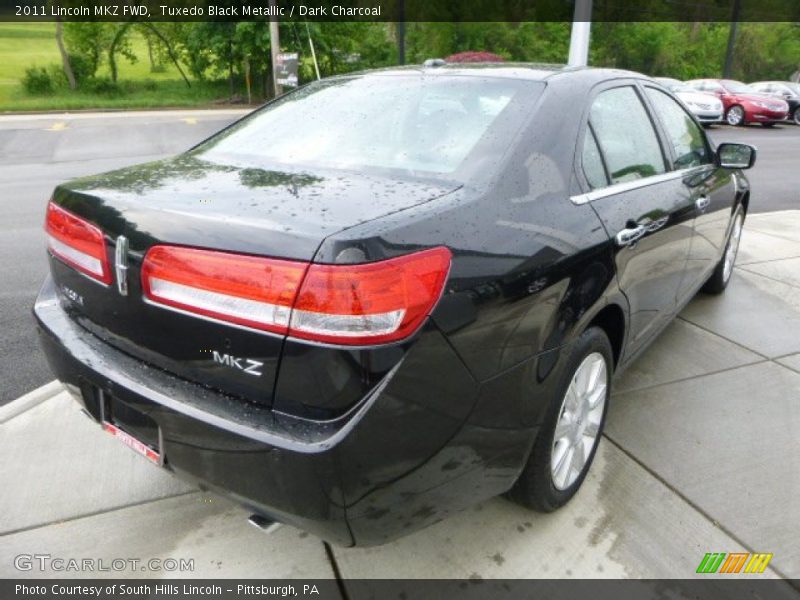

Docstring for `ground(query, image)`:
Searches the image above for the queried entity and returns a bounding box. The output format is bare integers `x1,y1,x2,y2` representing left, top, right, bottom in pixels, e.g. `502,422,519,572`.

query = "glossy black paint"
35,64,749,546
49,156,458,409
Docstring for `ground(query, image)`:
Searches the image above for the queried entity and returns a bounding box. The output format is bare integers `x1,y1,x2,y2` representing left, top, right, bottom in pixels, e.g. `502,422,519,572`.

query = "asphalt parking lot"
0,111,799,586
0,110,247,404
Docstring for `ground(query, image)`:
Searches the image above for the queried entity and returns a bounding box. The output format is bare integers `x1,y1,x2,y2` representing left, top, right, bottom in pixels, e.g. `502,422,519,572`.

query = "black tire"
702,206,745,294
508,327,613,512
793,107,800,126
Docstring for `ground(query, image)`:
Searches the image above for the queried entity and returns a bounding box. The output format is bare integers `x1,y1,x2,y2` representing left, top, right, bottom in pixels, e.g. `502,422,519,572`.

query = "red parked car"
685,78,789,126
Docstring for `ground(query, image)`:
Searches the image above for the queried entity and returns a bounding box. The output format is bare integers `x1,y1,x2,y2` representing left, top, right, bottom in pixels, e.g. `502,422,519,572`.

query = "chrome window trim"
570,165,713,205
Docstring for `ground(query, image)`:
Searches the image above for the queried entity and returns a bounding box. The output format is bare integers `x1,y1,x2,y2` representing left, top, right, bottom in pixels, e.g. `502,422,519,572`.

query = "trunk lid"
49,154,458,408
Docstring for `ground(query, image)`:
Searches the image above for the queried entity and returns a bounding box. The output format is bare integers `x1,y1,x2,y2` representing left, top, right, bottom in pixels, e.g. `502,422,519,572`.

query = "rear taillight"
290,248,452,345
141,246,451,345
140,246,308,335
45,201,112,285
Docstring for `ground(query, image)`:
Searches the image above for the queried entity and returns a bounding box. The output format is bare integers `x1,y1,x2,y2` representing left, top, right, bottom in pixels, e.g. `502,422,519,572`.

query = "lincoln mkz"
35,64,756,546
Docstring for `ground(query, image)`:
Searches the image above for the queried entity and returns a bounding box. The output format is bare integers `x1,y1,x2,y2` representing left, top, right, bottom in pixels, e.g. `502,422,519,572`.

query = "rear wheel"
726,105,745,126
508,327,612,512
702,206,744,294
793,108,800,125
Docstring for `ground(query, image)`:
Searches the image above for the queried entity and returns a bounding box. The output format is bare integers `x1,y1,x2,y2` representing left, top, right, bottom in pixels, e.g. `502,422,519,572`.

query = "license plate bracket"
101,420,162,466
97,390,163,466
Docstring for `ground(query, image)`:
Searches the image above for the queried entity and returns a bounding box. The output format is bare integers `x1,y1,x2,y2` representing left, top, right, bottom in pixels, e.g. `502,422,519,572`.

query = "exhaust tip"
248,514,282,534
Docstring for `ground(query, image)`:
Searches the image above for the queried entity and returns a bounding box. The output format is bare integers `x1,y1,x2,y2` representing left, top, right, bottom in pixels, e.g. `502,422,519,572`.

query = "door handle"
696,196,711,211
615,224,647,247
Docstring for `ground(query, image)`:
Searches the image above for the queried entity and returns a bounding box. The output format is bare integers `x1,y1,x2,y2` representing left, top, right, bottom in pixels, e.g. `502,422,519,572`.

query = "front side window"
645,87,711,170
589,86,666,184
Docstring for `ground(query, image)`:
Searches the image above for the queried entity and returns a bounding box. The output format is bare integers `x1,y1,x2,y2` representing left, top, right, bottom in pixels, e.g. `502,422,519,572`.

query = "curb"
0,380,62,425
0,108,253,122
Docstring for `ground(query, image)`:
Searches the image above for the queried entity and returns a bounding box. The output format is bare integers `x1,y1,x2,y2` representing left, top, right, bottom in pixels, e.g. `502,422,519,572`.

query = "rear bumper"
34,276,537,546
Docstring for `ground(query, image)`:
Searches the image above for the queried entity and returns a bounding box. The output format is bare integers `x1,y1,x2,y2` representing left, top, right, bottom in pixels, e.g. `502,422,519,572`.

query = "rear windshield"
196,75,542,177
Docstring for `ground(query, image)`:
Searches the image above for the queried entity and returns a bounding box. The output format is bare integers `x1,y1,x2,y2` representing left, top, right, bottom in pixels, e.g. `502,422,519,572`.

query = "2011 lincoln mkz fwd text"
34,63,756,546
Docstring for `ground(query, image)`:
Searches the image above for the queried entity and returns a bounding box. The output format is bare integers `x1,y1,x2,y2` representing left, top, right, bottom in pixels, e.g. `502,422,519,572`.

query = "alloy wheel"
726,106,744,126
550,352,607,491
723,213,744,283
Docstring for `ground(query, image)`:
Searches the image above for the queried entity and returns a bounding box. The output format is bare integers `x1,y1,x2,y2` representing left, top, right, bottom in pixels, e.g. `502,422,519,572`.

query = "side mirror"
716,143,757,169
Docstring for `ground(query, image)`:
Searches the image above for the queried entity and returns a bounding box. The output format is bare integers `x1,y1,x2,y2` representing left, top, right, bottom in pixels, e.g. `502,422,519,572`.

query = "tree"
107,23,136,83
63,22,110,81
55,19,76,90
141,23,192,87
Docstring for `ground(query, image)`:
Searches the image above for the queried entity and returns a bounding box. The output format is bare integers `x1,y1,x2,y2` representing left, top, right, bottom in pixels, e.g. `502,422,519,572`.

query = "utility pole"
723,0,742,78
398,22,406,65
269,0,282,97
567,0,593,67
397,0,406,65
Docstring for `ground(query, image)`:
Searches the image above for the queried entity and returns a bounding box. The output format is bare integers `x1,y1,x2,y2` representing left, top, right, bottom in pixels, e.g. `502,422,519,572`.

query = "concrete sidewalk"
1,211,798,583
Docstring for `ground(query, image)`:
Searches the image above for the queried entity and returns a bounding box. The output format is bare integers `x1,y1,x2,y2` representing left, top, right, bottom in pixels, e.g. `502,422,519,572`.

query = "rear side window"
645,87,711,170
581,126,608,189
589,86,666,184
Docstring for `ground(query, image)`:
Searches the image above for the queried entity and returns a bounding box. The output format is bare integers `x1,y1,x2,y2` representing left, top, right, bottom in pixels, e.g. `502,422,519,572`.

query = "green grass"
0,23,238,111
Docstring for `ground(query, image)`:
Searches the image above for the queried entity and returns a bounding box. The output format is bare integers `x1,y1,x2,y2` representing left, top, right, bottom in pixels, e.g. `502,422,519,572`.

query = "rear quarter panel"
315,75,618,412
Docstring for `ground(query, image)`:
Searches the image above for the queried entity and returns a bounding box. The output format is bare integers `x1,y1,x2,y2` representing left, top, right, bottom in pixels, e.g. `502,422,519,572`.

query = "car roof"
346,62,646,84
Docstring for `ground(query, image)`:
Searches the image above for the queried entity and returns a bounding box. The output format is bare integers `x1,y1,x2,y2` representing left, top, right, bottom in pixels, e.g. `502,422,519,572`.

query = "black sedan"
34,63,755,546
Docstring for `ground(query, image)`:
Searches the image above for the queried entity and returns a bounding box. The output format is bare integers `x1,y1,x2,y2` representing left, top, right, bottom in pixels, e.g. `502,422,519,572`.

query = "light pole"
723,0,742,78
397,0,406,65
567,0,593,67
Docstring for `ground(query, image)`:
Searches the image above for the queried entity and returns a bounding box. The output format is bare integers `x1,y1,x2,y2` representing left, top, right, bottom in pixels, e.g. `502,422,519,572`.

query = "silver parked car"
654,77,723,125
750,81,800,125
